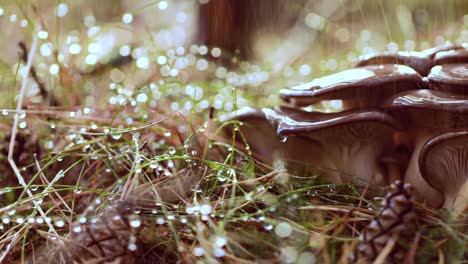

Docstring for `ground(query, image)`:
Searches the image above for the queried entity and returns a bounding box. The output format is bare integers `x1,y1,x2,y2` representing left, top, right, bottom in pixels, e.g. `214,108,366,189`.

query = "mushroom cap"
264,107,402,139
420,43,466,59
225,107,401,183
221,107,327,170
355,51,433,76
280,64,425,107
419,131,468,208
386,89,468,129
433,49,468,65
263,107,401,184
427,64,468,96
263,108,401,184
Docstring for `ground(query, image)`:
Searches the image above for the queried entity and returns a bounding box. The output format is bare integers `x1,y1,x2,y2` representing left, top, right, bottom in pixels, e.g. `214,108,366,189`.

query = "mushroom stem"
452,181,468,217
404,132,444,208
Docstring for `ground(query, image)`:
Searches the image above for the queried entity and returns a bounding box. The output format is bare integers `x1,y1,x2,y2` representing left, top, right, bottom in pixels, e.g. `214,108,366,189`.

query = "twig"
405,232,421,264
18,42,60,106
34,154,72,213
4,29,62,263
373,233,398,264
300,205,373,218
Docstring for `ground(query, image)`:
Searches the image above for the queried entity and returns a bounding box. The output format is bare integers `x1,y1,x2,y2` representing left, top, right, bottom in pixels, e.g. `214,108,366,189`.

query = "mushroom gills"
271,108,401,185
419,131,468,213
385,89,468,207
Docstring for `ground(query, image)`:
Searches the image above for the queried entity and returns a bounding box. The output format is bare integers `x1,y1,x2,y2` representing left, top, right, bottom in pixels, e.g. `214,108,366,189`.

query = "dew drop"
18,121,27,129
199,204,212,215
298,251,316,264
281,247,298,263
128,243,137,251
111,133,122,140
214,236,227,247
214,248,225,258
0,187,12,195
193,247,204,257
55,220,65,227
275,222,292,238
129,218,141,228
280,135,288,143
150,161,158,169
168,147,176,155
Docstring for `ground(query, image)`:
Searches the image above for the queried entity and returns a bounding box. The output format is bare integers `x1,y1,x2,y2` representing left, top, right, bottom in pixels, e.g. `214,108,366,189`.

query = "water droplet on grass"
129,218,141,228
275,222,292,238
193,247,204,256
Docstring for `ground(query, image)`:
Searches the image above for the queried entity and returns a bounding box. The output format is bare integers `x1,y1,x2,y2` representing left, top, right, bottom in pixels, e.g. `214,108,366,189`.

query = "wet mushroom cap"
419,131,468,209
263,107,401,184
355,51,433,76
221,107,328,171
427,64,468,96
280,64,425,107
268,108,402,137
389,89,468,110
388,89,468,128
433,49,468,65
354,44,467,76
420,43,466,59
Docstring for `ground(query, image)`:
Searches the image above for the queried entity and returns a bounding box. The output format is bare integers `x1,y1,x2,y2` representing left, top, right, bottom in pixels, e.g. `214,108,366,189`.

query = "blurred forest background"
0,0,466,110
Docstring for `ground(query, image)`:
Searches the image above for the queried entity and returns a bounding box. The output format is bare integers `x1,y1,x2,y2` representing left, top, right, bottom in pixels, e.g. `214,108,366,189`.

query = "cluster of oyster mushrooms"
227,43,468,212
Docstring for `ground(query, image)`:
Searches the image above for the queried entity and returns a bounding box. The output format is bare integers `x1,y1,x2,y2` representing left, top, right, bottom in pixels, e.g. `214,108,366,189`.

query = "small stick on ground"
4,30,62,263
18,42,60,106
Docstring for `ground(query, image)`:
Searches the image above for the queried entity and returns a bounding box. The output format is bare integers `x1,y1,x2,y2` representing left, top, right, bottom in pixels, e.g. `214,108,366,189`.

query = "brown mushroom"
386,90,468,207
421,43,466,59
279,64,425,109
355,51,433,76
433,49,468,65
427,64,468,96
419,131,468,214
355,44,465,76
224,106,402,185
265,107,402,185
222,107,333,177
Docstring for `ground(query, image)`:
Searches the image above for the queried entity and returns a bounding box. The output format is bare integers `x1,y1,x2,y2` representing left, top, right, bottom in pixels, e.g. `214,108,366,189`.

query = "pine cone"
48,204,141,264
353,180,417,264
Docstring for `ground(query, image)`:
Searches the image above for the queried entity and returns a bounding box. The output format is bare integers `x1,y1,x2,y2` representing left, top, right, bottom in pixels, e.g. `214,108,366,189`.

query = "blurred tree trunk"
198,0,307,65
